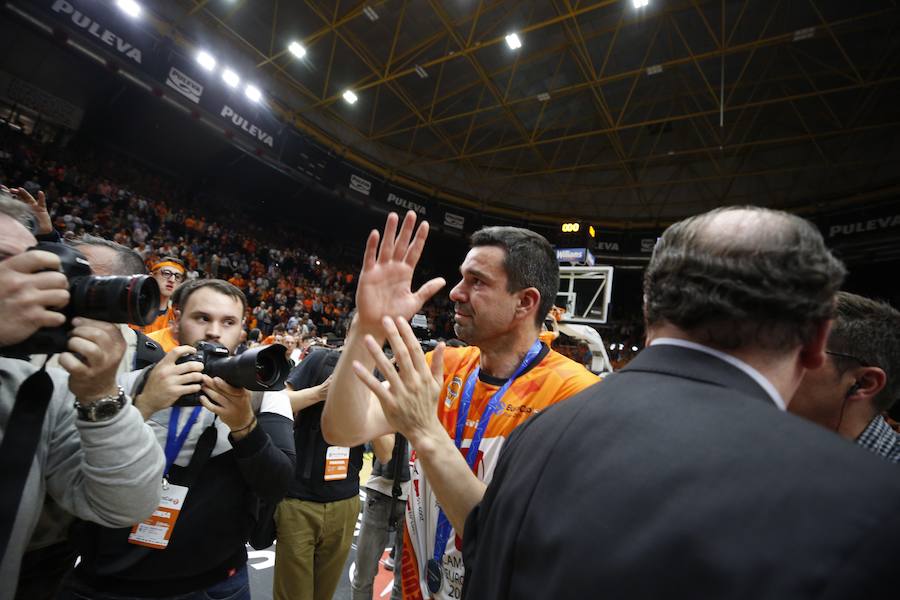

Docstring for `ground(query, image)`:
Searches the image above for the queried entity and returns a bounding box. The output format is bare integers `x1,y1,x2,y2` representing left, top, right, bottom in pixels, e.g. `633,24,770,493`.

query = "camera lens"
129,276,161,325
255,356,278,387
70,275,161,326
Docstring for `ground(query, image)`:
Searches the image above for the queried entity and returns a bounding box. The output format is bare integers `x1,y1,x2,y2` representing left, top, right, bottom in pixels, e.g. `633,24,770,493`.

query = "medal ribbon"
430,340,543,570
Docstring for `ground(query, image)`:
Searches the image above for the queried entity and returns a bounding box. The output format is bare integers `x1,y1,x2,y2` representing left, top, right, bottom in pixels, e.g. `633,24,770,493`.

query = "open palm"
356,211,446,331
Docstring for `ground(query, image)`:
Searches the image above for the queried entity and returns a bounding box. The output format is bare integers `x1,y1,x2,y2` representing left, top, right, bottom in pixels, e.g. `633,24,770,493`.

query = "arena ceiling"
155,1,900,223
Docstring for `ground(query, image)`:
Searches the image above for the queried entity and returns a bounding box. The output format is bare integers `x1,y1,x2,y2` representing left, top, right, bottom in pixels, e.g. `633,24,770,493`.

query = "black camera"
1,242,160,356
174,340,292,406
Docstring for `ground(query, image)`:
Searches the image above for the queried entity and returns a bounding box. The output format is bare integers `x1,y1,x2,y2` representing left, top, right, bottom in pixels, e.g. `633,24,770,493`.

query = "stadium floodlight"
633,0,650,8
196,51,216,71
505,33,522,50
222,68,240,88
288,41,307,59
116,0,141,18
342,89,358,104
245,85,262,103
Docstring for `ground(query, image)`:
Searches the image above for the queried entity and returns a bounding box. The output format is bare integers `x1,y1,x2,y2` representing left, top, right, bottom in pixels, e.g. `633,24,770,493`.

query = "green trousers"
273,495,361,600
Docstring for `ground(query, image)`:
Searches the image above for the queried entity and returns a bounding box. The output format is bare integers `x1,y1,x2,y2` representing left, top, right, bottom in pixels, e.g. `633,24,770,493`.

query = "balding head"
644,206,845,352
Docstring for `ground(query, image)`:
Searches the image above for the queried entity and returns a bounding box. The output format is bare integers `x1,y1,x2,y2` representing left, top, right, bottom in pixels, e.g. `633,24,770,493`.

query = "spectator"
140,257,186,335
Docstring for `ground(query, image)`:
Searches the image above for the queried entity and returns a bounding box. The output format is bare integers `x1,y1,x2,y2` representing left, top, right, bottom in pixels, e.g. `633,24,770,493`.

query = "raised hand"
355,211,445,334
7,187,53,235
352,315,446,449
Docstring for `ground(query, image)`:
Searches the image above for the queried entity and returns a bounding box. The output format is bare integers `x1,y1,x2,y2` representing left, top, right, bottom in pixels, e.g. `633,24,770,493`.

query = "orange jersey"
400,344,599,599
147,326,178,353
138,306,174,335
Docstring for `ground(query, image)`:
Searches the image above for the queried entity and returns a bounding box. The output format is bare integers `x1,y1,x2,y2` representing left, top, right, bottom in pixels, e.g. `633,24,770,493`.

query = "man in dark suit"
460,206,900,599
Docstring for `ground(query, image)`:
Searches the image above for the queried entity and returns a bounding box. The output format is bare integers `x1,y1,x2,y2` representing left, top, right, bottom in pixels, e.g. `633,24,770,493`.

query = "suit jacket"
462,344,900,600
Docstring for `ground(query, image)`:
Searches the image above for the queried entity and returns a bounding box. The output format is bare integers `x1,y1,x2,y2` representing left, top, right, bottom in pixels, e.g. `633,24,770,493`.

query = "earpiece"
846,382,861,398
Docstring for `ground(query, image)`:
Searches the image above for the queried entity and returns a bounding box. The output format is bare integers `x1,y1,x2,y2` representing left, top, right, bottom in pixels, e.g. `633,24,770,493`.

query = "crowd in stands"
0,132,459,343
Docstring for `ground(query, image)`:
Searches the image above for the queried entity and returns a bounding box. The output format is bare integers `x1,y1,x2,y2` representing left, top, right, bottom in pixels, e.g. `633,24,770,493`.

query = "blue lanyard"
432,339,543,564
164,406,203,477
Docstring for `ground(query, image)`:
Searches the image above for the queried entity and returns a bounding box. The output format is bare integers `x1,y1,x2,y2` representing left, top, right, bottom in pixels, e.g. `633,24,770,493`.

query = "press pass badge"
127,481,188,549
324,446,350,481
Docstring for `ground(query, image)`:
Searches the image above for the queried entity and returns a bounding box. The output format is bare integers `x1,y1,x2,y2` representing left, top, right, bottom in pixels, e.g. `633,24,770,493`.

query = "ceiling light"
245,85,262,103
505,33,522,50
631,345,639,352
196,51,216,71
116,0,141,18
342,89,358,104
609,344,616,350
288,41,306,59
646,64,663,76
222,68,240,88
414,65,428,79
633,0,650,8
363,6,379,21
537,92,551,102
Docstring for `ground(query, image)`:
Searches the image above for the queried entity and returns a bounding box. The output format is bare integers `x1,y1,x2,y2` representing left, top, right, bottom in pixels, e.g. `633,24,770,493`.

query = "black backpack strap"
176,424,218,487
388,434,408,532
133,331,165,370
0,369,55,561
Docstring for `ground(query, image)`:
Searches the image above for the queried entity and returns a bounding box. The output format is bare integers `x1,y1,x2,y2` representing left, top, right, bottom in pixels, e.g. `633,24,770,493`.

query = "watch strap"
75,386,126,422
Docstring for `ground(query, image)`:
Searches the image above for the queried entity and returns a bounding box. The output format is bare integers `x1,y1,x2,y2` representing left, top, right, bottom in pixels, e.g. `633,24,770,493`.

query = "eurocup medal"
426,558,442,594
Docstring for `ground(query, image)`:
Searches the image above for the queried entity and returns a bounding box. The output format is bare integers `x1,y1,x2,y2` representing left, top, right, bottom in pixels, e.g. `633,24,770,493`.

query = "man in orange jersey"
146,282,192,353
141,257,186,334
324,212,598,600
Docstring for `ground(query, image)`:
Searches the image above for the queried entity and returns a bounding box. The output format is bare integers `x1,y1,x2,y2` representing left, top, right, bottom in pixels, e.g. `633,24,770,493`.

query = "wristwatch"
75,386,126,422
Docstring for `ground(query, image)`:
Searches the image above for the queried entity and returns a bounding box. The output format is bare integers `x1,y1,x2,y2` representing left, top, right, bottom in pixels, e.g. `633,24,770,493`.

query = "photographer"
19,234,165,600
62,279,296,599
0,192,165,600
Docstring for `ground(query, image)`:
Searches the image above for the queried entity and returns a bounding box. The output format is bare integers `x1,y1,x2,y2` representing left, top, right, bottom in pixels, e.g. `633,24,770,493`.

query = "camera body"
173,340,291,406
1,242,160,356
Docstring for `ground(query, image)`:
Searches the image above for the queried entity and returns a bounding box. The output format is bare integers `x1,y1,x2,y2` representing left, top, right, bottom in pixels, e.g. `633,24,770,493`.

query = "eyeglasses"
826,350,869,367
155,269,185,282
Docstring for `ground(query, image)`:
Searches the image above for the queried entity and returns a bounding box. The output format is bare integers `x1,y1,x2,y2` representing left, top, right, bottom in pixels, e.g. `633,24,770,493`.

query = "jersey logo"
445,376,462,409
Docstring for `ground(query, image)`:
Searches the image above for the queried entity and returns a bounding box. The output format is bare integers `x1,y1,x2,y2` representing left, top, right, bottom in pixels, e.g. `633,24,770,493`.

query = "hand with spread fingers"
355,210,445,335
134,345,205,420
352,315,446,450
199,375,255,440
57,318,127,403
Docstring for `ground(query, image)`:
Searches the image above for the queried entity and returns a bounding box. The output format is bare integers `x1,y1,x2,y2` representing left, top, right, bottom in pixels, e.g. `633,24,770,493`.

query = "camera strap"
0,367,54,563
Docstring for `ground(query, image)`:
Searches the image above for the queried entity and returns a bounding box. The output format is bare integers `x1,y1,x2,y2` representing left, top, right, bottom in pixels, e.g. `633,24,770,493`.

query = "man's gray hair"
69,234,147,275
644,206,846,351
